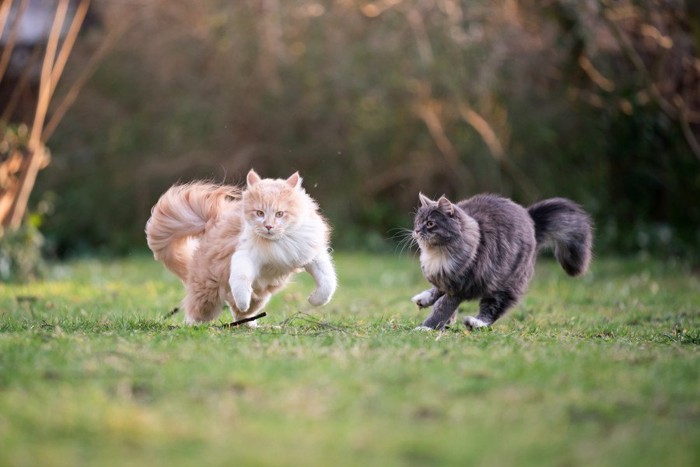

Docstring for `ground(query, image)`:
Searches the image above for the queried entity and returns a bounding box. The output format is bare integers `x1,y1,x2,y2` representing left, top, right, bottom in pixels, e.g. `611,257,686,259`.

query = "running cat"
411,193,592,330
146,170,337,324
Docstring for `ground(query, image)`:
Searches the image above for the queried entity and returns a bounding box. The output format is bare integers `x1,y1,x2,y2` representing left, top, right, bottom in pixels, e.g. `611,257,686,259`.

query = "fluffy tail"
528,198,593,276
145,182,240,281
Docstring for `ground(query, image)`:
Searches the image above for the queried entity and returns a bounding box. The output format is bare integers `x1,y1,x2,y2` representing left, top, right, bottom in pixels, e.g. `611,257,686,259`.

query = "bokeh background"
6,0,700,260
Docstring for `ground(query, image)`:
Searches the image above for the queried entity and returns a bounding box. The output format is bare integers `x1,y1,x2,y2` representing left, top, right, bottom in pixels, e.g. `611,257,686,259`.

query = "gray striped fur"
412,194,593,330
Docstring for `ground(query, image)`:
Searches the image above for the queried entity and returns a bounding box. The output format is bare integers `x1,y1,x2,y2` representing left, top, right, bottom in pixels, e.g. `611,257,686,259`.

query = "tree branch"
458,103,539,199
600,1,700,161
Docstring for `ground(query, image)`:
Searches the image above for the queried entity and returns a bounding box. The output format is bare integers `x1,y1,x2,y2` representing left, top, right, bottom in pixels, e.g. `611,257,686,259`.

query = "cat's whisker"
402,235,419,256
387,226,411,238
389,227,419,257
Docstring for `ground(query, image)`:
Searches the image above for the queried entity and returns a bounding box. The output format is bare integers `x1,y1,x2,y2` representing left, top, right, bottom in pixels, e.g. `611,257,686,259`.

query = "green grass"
1,253,699,467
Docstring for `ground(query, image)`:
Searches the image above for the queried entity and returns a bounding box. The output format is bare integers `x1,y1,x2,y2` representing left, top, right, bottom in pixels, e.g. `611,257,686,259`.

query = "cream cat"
145,170,337,325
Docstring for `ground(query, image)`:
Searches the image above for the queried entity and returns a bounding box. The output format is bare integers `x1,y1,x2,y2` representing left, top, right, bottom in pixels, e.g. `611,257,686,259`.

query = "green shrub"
0,218,46,282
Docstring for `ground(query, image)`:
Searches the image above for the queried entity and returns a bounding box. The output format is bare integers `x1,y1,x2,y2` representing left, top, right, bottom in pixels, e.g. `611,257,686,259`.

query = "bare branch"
30,0,69,148
0,44,41,122
600,1,700,161
48,0,91,100
578,55,615,92
5,0,69,228
43,16,130,142
0,0,29,84
415,98,476,189
458,104,539,199
0,0,14,39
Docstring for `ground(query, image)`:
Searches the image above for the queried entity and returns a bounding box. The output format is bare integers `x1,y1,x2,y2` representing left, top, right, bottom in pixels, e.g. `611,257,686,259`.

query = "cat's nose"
265,225,273,231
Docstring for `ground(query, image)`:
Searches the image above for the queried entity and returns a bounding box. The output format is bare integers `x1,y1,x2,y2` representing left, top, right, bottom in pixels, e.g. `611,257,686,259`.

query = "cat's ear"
247,169,261,187
437,196,455,216
419,192,433,208
286,171,302,189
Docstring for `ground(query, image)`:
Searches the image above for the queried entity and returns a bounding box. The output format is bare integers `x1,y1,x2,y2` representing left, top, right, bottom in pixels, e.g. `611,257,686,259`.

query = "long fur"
412,193,593,329
145,171,337,324
527,198,593,276
146,183,240,282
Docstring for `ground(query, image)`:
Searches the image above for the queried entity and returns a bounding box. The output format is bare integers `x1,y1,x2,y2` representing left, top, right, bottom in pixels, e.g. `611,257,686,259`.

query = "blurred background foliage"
23,0,700,260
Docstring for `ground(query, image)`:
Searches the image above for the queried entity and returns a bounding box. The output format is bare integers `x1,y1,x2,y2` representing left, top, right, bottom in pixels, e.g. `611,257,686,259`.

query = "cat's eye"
426,221,436,229
255,210,264,218
275,211,284,218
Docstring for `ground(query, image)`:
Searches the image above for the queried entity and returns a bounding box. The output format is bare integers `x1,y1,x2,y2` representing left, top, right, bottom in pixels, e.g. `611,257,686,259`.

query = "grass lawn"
1,252,698,466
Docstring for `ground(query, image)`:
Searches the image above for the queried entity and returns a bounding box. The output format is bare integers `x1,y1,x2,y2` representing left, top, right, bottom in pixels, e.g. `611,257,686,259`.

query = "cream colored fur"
145,170,337,324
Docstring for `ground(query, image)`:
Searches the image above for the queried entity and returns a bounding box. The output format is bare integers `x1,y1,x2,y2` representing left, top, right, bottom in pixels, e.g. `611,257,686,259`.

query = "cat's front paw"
413,325,435,331
308,286,334,307
464,316,490,330
411,290,434,308
232,287,252,313
307,276,336,307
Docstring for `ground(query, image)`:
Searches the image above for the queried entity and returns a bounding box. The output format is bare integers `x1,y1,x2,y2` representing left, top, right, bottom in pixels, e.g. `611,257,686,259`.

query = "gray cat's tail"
528,198,593,276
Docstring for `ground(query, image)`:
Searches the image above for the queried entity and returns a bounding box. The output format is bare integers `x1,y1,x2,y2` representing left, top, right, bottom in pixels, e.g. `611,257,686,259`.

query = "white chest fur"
242,219,326,290
229,215,334,313
419,246,455,279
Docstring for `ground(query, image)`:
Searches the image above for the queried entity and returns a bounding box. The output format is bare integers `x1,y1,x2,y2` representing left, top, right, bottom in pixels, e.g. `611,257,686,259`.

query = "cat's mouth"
415,233,447,249
257,229,282,240
415,234,436,248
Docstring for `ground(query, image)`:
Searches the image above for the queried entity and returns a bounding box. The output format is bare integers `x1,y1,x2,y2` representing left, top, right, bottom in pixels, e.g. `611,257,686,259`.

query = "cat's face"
242,170,305,240
413,194,461,248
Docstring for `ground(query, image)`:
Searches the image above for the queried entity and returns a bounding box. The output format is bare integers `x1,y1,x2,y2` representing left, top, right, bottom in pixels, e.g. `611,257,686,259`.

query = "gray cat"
411,193,593,330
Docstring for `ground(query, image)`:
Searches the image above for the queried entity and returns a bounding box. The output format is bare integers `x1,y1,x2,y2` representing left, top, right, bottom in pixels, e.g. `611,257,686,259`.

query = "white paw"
232,287,252,313
411,291,433,308
464,316,489,330
308,284,335,307
413,325,435,331
308,291,330,307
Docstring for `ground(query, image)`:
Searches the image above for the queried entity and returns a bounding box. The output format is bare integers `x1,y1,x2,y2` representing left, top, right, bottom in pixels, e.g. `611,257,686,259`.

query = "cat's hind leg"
183,285,223,325
464,291,517,330
411,287,444,308
418,294,462,330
